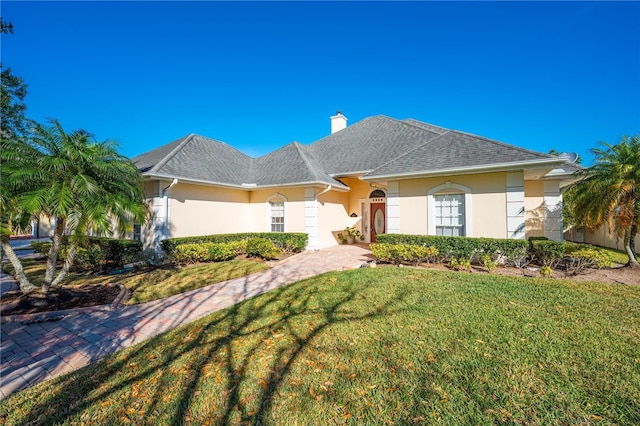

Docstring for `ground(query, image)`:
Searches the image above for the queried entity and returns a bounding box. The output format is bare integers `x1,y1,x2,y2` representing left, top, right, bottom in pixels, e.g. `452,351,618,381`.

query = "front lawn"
2,259,268,304
594,245,634,265
1,268,638,425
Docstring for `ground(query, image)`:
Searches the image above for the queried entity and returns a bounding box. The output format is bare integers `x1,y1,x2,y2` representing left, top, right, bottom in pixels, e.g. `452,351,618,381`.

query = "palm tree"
1,119,148,293
569,135,639,268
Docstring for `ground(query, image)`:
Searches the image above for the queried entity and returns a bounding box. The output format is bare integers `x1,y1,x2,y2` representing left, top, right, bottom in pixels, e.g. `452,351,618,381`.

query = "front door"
370,203,386,242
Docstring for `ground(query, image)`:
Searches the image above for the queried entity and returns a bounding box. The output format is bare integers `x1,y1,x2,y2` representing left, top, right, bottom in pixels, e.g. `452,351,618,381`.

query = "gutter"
143,173,350,191
363,158,565,181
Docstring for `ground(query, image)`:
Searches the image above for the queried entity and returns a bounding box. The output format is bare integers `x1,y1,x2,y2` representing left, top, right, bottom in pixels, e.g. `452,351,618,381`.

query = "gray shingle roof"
402,118,449,134
307,115,444,175
365,129,558,179
132,134,252,185
251,142,347,188
132,115,564,189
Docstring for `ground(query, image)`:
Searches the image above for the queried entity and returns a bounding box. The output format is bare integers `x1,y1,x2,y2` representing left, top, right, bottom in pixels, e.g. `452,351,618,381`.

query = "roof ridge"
401,118,449,133
451,129,555,159
367,130,452,175
150,133,196,174
293,141,326,181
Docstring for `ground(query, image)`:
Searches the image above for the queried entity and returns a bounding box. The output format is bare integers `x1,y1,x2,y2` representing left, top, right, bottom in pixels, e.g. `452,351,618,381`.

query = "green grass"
1,269,638,425
2,259,268,304
592,245,633,265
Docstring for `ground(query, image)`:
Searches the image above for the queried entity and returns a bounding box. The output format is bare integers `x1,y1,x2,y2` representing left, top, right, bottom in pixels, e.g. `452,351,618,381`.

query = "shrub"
246,238,280,260
161,232,307,256
30,237,142,269
173,242,239,264
206,243,238,262
539,265,553,278
564,248,614,275
481,254,496,273
75,245,106,270
449,258,471,272
376,234,527,267
370,243,438,265
528,239,565,267
89,237,143,267
30,241,52,254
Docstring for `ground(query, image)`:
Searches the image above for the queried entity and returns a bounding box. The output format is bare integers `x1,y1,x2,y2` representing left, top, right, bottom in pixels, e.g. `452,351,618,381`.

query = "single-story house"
132,113,577,251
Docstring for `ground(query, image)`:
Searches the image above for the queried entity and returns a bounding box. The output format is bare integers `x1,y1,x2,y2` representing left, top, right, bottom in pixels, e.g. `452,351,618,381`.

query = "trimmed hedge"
246,238,280,260
376,234,528,266
31,237,143,269
160,233,308,256
528,239,565,267
371,243,438,265
173,241,245,264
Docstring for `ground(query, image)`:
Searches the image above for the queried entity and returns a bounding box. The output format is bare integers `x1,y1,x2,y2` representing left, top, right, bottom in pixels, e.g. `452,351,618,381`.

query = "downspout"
162,179,178,240
316,185,332,198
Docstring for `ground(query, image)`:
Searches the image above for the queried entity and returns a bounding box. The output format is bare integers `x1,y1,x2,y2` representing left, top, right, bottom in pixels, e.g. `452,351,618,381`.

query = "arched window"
267,194,287,233
369,189,386,198
427,182,473,237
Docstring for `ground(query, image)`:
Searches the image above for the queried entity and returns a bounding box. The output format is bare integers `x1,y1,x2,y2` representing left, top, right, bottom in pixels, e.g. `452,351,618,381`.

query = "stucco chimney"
330,111,347,134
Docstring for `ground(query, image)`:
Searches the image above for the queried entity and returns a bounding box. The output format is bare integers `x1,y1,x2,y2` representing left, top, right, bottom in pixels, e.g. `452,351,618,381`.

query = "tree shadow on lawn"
1,260,274,400
6,270,408,425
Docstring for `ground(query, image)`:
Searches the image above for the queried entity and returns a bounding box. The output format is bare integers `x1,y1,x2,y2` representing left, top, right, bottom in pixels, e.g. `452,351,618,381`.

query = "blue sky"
2,1,639,165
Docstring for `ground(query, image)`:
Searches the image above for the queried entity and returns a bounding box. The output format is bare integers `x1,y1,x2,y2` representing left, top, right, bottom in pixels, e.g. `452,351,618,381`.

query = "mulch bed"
0,284,120,316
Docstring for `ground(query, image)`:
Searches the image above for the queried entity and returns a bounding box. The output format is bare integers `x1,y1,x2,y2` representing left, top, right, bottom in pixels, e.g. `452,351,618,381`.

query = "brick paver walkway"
0,244,371,400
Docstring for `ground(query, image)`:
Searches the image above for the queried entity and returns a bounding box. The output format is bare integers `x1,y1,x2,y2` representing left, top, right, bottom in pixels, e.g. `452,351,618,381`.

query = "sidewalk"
0,244,371,400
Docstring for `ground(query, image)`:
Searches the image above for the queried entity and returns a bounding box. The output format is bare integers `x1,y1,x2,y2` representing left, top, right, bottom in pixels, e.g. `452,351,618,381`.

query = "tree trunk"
625,225,639,269
0,239,37,294
50,243,77,287
43,217,64,294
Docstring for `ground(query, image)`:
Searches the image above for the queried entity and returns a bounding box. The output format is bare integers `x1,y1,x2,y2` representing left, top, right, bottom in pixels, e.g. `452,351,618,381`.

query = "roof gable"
307,115,444,175
251,142,347,188
132,134,252,185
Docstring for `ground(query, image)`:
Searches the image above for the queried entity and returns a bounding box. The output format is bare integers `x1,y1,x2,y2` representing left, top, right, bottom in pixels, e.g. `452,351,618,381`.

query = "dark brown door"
370,203,386,242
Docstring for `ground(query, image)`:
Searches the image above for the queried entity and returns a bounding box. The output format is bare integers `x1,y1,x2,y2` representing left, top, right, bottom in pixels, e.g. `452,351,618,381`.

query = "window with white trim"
270,201,285,232
434,193,465,236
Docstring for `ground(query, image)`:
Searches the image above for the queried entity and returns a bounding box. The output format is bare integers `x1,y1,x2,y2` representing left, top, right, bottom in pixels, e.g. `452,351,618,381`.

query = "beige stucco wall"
395,173,507,238
247,188,306,233
169,183,250,237
341,177,374,216
567,224,640,253
317,189,350,248
524,180,545,239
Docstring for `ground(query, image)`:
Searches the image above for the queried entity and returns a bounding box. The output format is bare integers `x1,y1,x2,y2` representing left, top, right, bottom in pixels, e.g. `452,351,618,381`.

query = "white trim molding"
506,172,525,239
304,188,318,250
543,181,563,241
386,181,400,234
427,181,473,237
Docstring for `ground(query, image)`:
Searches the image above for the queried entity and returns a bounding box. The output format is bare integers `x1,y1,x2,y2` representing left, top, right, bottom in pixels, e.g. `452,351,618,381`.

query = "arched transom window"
427,182,473,237
267,194,287,233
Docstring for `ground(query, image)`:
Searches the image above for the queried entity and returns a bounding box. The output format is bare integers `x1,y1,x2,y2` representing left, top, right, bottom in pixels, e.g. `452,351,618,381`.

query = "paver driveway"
0,244,371,399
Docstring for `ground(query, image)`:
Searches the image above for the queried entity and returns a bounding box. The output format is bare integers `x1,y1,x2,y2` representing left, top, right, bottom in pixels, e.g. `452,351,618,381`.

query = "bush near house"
246,238,280,260
528,238,565,267
376,234,528,266
160,232,308,256
528,238,614,273
370,243,438,265
31,237,143,270
173,242,244,264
